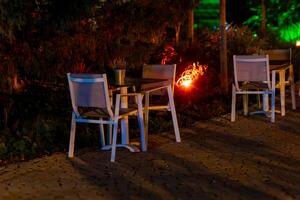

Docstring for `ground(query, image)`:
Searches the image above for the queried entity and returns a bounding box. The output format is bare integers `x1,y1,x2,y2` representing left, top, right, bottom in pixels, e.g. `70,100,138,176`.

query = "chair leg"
271,91,275,123
137,94,147,151
107,124,112,145
99,120,105,147
290,65,296,110
144,92,150,138
279,70,286,116
167,85,181,142
110,121,119,162
271,70,276,123
132,86,138,104
231,85,236,122
291,83,296,110
68,113,76,158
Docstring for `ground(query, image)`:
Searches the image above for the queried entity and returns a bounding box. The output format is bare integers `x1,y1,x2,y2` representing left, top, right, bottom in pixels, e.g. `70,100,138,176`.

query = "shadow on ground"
0,99,300,200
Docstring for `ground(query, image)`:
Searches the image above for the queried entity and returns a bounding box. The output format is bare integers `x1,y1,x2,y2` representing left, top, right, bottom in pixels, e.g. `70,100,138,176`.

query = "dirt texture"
0,99,300,200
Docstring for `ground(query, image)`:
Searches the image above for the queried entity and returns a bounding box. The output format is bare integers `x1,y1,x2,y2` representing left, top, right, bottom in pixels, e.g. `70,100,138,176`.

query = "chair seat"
79,107,137,118
79,107,110,118
242,82,270,90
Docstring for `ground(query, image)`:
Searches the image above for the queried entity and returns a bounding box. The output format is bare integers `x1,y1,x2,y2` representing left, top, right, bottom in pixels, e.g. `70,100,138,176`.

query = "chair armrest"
116,93,142,108
270,63,292,71
141,85,169,94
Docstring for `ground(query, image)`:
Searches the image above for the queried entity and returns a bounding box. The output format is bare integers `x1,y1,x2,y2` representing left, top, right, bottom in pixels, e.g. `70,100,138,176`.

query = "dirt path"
1,101,300,200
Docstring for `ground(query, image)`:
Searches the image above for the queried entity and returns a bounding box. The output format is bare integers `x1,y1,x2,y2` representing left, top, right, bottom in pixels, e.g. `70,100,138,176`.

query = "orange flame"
176,63,207,88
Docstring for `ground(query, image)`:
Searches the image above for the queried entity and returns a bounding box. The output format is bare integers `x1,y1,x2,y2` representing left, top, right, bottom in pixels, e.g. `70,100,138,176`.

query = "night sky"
227,0,252,25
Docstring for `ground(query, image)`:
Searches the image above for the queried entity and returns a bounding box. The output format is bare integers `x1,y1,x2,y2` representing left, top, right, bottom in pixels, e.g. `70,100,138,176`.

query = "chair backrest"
260,48,291,64
233,55,270,91
142,64,176,93
67,73,113,117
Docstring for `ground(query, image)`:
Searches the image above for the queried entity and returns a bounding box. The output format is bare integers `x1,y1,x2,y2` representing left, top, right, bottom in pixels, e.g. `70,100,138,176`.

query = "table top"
110,78,169,87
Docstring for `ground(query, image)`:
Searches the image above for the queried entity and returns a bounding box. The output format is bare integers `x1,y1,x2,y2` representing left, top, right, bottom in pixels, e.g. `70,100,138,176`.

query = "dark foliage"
1,0,299,163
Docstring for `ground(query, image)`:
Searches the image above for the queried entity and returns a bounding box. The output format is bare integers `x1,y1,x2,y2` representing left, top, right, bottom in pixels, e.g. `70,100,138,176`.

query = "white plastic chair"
260,48,296,116
231,55,276,123
67,73,145,162
141,64,181,143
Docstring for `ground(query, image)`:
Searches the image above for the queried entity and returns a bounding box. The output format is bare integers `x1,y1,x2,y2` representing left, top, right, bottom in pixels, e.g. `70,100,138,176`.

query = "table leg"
257,93,261,110
263,94,269,112
243,94,249,116
120,87,129,144
231,84,236,122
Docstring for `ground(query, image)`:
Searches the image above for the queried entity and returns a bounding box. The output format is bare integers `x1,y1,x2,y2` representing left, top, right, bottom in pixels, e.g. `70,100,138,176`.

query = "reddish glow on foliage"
161,45,177,64
73,62,90,73
176,63,207,89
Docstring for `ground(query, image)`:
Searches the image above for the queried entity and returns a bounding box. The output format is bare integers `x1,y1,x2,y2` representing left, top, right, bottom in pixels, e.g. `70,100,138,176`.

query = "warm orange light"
176,63,207,88
182,80,192,87
296,40,300,47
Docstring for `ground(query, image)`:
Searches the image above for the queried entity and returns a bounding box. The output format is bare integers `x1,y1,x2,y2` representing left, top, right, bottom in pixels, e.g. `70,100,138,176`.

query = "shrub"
0,142,7,158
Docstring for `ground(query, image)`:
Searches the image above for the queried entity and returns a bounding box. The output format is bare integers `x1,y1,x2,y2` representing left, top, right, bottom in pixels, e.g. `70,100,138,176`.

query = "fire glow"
176,63,207,88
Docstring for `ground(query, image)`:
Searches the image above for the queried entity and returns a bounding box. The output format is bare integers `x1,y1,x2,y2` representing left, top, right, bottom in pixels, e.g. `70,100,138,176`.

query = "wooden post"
220,0,228,93
261,0,266,36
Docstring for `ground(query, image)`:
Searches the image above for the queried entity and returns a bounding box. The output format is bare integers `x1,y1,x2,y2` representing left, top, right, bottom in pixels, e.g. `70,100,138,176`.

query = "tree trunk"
220,0,228,93
187,8,194,45
261,0,266,36
175,23,181,45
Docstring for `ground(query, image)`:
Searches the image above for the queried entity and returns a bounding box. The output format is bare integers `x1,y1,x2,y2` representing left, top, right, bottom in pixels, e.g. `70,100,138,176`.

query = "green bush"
0,143,7,158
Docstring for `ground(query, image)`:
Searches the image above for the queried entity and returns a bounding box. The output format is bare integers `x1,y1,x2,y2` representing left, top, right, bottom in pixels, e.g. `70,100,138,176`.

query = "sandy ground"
0,99,300,200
